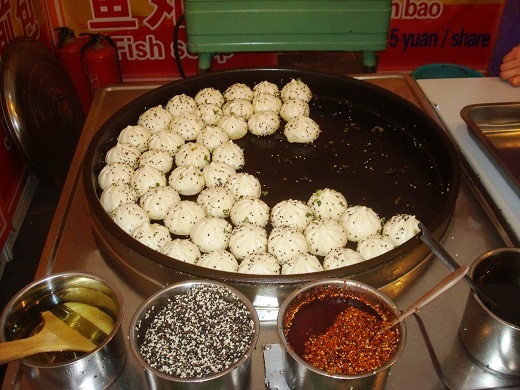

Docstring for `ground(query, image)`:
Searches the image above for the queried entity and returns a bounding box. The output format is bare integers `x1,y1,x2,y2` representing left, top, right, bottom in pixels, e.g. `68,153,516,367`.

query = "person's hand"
499,44,520,86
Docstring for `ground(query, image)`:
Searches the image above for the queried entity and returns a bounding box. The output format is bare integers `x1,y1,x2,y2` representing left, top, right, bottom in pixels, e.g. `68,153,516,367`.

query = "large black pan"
83,68,460,305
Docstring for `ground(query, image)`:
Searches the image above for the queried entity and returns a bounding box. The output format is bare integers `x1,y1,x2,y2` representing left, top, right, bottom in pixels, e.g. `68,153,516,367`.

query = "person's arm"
499,44,520,86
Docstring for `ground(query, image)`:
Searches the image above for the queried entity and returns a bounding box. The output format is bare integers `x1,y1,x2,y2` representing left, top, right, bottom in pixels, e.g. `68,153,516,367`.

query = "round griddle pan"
83,68,460,304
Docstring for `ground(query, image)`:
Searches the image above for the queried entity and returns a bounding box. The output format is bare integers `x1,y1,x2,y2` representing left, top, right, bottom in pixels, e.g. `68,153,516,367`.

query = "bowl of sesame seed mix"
277,278,406,390
129,280,260,389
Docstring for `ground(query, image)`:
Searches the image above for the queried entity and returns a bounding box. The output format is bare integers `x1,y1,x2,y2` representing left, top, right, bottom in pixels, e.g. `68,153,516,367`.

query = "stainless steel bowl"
277,278,406,389
459,248,520,376
129,279,260,389
0,272,126,388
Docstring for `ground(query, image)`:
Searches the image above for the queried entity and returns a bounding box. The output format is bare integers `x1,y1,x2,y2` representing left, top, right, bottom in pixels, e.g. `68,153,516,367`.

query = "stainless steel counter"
3,74,518,389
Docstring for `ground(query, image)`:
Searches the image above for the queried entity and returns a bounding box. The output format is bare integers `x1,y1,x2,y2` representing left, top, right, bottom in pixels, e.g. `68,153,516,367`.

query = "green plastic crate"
184,0,392,71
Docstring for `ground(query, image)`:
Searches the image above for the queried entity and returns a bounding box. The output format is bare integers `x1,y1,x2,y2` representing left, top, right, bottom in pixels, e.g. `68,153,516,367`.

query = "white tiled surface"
417,77,520,244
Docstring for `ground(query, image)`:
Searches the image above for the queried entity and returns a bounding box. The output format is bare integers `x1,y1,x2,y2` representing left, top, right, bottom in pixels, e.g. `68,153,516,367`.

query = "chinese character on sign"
88,0,138,30
15,0,39,39
0,0,14,53
144,0,174,31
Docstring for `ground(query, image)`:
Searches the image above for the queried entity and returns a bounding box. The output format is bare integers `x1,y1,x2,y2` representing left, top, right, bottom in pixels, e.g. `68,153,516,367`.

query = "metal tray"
461,102,520,195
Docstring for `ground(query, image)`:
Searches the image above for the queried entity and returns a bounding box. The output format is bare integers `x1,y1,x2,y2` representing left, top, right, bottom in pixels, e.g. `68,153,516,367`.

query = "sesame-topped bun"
238,253,280,275
253,80,280,98
196,186,235,218
268,226,308,264
140,185,181,220
284,115,321,144
175,142,211,170
197,249,239,272
339,205,382,242
169,111,205,141
164,200,206,236
308,188,348,221
130,165,167,197
382,214,420,244
194,87,225,107
248,111,280,136
100,183,138,213
280,99,310,122
304,218,348,256
131,221,172,251
105,143,141,168
270,199,314,231
222,99,254,120
230,197,270,227
202,161,236,187
98,162,134,190
281,78,312,103
168,165,205,196
111,203,149,235
138,105,173,133
147,130,185,157
225,172,262,200
160,238,201,264
357,234,397,260
196,125,230,152
228,224,268,260
139,149,174,173
323,247,366,270
281,253,323,275
117,125,151,152
212,140,245,170
252,93,282,114
195,103,223,125
165,94,197,117
224,83,254,102
217,114,249,140
190,217,232,253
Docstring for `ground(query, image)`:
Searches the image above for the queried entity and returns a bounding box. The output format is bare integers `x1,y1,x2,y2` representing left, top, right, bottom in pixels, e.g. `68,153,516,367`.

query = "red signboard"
378,0,505,72
47,0,505,81
47,0,277,82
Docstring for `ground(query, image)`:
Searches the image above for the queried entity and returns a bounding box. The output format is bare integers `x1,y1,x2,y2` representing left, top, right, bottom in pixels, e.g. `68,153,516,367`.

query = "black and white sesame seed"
137,284,255,378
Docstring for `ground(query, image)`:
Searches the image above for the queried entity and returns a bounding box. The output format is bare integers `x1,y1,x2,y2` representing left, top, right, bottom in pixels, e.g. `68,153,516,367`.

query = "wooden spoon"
0,311,97,365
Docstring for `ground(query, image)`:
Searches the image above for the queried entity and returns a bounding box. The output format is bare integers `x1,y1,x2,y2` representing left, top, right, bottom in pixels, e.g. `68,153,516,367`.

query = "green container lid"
412,63,484,80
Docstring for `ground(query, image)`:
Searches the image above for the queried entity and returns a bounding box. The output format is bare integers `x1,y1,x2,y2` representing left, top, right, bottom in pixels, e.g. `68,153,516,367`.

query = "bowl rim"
0,271,125,367
276,277,407,379
128,279,261,383
469,247,520,330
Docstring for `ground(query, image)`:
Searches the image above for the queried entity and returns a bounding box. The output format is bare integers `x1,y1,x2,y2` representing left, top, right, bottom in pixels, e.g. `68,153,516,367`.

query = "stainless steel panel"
3,74,518,389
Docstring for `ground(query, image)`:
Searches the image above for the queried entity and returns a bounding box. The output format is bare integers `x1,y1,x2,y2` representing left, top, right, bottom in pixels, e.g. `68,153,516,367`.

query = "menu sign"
378,0,505,72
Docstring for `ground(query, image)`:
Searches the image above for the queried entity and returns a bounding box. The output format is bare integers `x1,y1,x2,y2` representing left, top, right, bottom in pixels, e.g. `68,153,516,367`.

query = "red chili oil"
283,287,400,375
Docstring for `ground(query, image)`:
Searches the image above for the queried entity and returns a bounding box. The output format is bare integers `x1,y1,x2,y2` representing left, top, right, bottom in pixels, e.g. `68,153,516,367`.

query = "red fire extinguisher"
54,27,92,115
80,33,122,97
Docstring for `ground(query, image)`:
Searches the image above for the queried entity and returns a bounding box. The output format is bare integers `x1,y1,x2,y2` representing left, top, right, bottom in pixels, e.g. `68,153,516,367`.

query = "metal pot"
0,272,126,388
276,278,406,389
82,68,460,307
129,280,260,389
459,248,520,376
